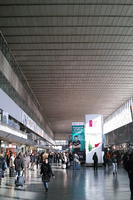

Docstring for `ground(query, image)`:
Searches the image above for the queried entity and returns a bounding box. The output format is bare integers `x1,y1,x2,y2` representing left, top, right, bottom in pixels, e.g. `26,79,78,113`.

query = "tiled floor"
0,166,131,200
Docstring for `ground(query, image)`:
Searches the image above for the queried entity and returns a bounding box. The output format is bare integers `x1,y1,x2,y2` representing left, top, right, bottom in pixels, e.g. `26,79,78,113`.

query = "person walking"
40,158,55,192
106,151,111,168
0,151,7,185
103,153,107,168
23,152,30,178
36,153,41,169
30,153,36,171
112,154,118,175
14,152,24,176
9,152,15,177
124,152,133,200
62,153,67,169
69,152,74,166
93,152,98,171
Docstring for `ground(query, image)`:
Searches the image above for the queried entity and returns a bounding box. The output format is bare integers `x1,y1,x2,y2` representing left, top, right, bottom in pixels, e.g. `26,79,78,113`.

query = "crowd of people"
0,151,81,190
48,152,80,169
0,149,133,198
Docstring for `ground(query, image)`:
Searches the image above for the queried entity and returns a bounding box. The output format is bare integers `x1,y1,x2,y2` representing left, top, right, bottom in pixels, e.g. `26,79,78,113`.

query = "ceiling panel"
0,1,133,134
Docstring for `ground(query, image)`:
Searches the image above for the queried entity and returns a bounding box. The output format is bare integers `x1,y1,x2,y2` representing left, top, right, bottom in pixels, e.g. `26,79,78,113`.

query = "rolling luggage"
75,163,80,170
15,174,25,187
73,161,81,170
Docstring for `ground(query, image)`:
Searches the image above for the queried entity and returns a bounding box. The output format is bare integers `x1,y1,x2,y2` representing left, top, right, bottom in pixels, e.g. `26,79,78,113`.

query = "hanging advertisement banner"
85,114,103,164
72,122,85,152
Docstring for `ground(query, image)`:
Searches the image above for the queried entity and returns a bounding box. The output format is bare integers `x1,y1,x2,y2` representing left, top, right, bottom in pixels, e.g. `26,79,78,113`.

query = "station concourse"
0,1,133,200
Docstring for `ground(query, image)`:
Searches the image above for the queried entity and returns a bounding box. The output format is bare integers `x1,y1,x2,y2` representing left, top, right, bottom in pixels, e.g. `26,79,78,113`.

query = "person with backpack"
40,158,55,192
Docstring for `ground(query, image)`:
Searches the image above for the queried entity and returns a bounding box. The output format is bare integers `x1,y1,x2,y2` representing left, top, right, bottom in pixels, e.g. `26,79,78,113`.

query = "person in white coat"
9,152,15,177
24,152,30,178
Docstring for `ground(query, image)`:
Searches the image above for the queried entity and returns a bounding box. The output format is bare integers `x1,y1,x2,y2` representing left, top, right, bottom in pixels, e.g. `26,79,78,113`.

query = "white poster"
85,114,103,164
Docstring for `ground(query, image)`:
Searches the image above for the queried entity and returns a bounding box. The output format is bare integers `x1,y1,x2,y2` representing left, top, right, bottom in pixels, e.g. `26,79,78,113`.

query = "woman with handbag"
40,158,55,192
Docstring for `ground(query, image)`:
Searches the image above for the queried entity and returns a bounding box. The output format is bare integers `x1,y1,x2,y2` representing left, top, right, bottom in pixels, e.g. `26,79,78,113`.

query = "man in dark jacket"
124,153,133,200
0,152,6,185
14,152,24,176
93,152,98,171
40,158,55,192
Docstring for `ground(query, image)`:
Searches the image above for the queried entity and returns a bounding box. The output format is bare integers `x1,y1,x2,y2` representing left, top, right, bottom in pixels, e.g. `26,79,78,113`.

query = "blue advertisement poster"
72,124,85,152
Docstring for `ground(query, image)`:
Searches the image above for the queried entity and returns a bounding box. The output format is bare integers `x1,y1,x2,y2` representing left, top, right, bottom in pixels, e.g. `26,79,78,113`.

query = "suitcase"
73,162,80,170
75,163,80,170
9,167,16,177
15,175,25,187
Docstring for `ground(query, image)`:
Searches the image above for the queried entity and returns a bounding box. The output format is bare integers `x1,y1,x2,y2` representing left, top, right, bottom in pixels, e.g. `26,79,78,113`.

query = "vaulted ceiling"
1,0,133,135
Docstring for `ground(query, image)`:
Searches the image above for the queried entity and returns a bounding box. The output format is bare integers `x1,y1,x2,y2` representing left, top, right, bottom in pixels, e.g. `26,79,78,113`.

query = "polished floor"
0,166,130,200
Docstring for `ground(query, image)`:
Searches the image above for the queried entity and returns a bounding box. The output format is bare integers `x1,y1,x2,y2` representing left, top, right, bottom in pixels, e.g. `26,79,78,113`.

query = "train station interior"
0,1,133,200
